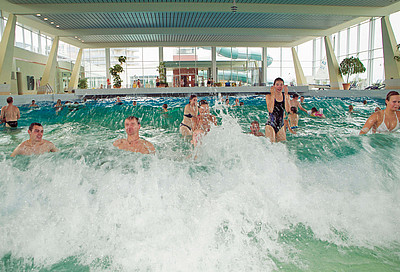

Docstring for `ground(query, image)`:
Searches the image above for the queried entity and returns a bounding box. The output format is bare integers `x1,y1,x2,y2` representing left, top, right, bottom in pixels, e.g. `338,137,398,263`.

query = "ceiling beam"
2,1,399,17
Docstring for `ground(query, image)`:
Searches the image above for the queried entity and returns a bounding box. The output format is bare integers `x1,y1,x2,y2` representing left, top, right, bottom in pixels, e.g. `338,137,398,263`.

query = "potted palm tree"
157,61,168,87
339,56,366,90
109,56,126,88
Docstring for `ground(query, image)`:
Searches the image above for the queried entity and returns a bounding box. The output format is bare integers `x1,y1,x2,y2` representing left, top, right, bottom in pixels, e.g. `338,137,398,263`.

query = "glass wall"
83,48,106,89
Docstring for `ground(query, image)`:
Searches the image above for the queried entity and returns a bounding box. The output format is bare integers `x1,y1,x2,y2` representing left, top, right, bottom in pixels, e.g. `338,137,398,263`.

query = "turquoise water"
1,95,400,271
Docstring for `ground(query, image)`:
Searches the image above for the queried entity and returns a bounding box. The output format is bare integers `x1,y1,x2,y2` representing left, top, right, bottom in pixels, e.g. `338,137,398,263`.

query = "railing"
37,83,54,94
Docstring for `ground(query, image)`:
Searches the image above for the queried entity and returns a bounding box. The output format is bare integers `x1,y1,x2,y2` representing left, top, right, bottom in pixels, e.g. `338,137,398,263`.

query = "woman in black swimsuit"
265,77,290,142
180,94,198,137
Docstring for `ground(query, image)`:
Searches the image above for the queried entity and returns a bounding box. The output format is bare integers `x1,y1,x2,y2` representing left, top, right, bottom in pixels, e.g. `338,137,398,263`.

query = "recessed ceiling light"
75,36,78,38
50,22,54,24
56,25,60,28
36,14,41,17
44,17,48,21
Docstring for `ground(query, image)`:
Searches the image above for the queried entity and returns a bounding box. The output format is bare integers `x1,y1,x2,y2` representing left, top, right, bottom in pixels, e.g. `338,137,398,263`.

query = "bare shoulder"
113,138,125,147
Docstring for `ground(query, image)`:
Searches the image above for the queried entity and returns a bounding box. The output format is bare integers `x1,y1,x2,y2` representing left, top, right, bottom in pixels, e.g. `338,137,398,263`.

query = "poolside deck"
0,86,391,106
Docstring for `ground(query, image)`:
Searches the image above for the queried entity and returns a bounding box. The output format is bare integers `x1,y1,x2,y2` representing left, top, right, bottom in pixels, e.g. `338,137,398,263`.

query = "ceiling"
1,0,399,48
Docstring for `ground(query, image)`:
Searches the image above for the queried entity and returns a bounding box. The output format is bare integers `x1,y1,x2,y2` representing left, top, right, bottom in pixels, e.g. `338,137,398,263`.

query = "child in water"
288,106,299,129
310,107,325,118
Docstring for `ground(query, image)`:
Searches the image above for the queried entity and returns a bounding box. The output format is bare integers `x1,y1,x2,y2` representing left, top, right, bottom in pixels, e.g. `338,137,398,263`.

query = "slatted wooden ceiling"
1,0,399,47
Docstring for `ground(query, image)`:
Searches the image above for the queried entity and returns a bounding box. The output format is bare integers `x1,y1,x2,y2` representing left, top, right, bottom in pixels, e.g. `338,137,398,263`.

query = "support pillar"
68,48,83,90
291,47,307,86
212,47,217,83
324,36,344,90
39,36,59,93
381,16,400,89
0,14,17,94
105,48,111,88
262,47,267,85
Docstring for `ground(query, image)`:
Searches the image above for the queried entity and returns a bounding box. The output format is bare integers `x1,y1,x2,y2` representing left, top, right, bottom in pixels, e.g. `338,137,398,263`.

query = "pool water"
1,95,399,271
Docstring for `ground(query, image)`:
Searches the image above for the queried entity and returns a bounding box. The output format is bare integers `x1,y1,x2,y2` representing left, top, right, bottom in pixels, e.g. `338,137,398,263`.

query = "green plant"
339,56,366,83
109,56,126,88
78,78,88,89
157,61,167,84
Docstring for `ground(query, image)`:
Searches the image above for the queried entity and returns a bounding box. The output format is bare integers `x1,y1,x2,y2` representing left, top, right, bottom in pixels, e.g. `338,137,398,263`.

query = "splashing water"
1,96,399,271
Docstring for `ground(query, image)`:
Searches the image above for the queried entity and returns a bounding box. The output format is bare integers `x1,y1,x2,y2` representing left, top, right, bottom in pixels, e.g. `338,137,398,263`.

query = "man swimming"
11,123,58,157
1,97,20,128
29,100,39,108
113,116,155,154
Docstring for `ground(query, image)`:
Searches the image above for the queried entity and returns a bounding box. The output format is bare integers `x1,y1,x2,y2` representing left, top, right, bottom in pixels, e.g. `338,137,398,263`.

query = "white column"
40,36,59,93
324,36,344,90
105,48,111,86
262,47,267,85
381,16,400,89
212,47,217,82
68,48,83,90
0,14,17,91
291,47,307,86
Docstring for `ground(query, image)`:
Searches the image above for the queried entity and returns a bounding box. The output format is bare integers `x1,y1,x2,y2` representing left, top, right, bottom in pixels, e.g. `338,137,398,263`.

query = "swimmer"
249,121,264,137
54,99,63,110
162,104,168,112
233,98,240,107
360,91,400,134
348,105,354,113
288,106,299,128
265,77,291,142
225,96,230,106
240,102,244,106
310,107,325,118
179,94,198,137
300,96,305,104
29,100,39,108
132,101,137,106
0,97,20,128
115,96,123,105
191,100,217,146
11,123,58,157
290,94,307,113
363,100,367,105
113,116,155,154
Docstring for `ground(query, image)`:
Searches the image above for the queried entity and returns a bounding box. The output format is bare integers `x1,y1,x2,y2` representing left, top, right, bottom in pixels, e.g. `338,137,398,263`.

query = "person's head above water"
292,94,299,99
28,122,44,142
290,106,297,114
162,103,168,109
273,77,284,92
198,100,209,114
124,116,140,136
189,94,197,105
385,91,400,111
311,107,318,113
250,120,260,133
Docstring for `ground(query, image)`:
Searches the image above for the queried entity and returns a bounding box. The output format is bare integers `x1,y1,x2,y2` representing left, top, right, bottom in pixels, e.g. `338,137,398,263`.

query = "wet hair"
363,100,367,105
273,77,284,85
162,103,168,109
29,122,42,131
199,100,208,106
349,105,354,110
251,120,259,126
32,100,35,103
290,106,297,114
292,93,299,98
240,102,244,106
189,94,197,101
6,97,13,103
385,91,399,103
126,116,140,124
311,107,318,113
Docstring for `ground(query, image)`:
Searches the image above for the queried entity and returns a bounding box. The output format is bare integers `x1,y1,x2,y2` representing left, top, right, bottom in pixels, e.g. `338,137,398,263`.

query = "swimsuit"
376,112,400,133
180,123,192,131
184,113,194,118
266,96,285,133
6,121,18,127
